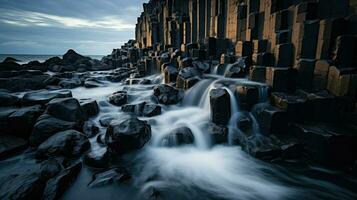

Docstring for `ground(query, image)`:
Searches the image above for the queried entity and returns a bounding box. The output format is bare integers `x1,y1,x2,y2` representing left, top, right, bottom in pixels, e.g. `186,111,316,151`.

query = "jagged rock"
42,162,82,200
0,91,20,106
153,84,183,105
63,49,91,67
82,121,100,137
30,114,79,147
88,167,130,188
84,147,111,168
208,123,228,144
105,117,151,153
0,173,46,199
80,99,99,117
22,89,72,105
161,127,194,147
108,91,128,106
36,130,90,159
8,105,44,138
45,97,87,122
0,134,27,159
210,88,231,125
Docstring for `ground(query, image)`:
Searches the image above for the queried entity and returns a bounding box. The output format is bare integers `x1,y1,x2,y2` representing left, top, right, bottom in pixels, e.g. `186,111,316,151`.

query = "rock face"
210,88,231,125
63,49,91,67
105,117,151,153
22,90,72,105
36,130,90,159
153,84,183,105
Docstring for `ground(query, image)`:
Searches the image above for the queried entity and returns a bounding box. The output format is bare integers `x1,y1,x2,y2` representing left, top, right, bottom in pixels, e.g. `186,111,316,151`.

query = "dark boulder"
161,127,194,147
84,147,112,168
26,61,48,72
224,62,246,78
0,173,46,200
62,49,91,67
108,91,128,106
42,162,82,200
80,99,99,117
30,114,79,147
210,88,231,125
3,57,20,63
163,65,178,84
82,121,100,137
105,117,151,153
45,97,87,123
0,134,27,160
44,76,62,86
58,78,82,89
0,74,49,92
236,113,253,132
153,84,183,105
8,105,44,138
22,89,72,105
44,57,63,67
208,123,228,144
36,130,90,159
88,167,130,188
176,67,201,89
0,91,20,106
40,159,63,179
143,103,161,117
0,58,22,71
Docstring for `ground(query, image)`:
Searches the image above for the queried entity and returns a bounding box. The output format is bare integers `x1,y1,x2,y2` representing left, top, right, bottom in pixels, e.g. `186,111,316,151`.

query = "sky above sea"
0,0,146,55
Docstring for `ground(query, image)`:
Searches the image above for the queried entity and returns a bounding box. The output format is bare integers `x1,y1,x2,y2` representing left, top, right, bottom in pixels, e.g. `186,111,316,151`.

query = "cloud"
0,8,135,31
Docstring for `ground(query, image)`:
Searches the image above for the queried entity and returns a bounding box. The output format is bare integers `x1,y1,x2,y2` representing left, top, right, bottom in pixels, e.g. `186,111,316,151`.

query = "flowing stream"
1,69,356,200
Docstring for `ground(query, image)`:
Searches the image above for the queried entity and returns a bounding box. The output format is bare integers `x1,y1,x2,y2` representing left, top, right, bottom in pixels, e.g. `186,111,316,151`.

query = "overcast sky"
0,0,146,55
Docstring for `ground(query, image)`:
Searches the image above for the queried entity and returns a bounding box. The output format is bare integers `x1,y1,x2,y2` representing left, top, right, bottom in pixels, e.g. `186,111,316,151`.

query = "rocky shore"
0,0,357,200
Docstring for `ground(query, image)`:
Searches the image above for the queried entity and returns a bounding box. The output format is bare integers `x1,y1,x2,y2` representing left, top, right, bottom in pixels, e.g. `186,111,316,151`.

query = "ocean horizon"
0,54,105,64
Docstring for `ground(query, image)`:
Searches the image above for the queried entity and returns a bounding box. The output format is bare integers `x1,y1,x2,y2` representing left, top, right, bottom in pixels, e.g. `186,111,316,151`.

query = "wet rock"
43,162,82,200
105,117,151,153
80,99,99,117
139,79,151,85
208,123,228,144
22,89,72,105
0,173,46,200
291,123,357,166
280,142,304,160
99,115,116,127
224,62,246,78
59,78,82,89
2,57,20,63
163,65,178,84
0,74,49,92
40,159,63,179
84,147,112,168
239,135,282,161
210,88,231,125
0,108,17,134
143,103,161,117
0,58,22,71
253,104,288,135
161,127,194,147
108,91,128,106
26,60,48,72
44,76,62,86
82,121,100,137
0,134,27,159
63,49,91,67
36,130,90,159
8,105,44,138
84,78,103,88
271,92,308,122
30,114,79,147
193,61,210,73
45,97,87,122
0,91,19,106
237,114,253,132
235,85,259,110
88,167,130,188
153,84,183,105
44,56,63,67
176,67,201,89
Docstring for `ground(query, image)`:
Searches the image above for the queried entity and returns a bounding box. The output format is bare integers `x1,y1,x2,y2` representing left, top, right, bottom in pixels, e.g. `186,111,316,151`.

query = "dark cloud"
0,0,146,55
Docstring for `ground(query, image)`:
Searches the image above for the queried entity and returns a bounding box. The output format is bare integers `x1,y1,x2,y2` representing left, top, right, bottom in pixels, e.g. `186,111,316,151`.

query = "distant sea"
0,54,104,65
